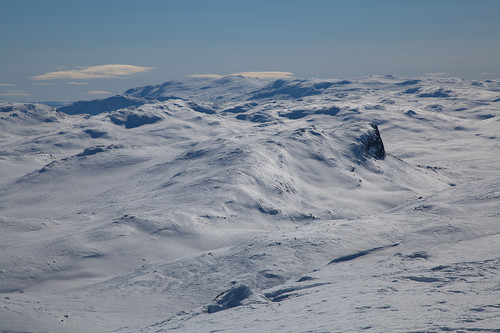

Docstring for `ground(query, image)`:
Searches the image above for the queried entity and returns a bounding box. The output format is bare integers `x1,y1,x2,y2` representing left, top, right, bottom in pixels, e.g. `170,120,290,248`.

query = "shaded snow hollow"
0,74,499,332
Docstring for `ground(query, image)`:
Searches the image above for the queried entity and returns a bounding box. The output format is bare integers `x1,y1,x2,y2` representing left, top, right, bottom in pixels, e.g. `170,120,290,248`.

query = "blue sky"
1,0,499,102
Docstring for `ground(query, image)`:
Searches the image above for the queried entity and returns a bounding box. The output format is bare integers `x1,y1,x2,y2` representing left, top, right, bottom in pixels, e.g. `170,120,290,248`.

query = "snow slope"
0,75,499,332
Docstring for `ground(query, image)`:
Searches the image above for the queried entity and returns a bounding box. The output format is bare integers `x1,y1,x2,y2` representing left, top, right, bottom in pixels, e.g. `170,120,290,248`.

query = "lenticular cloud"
31,64,153,80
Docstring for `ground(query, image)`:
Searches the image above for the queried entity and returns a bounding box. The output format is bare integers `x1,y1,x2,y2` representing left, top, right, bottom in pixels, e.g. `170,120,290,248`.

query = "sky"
1,0,499,102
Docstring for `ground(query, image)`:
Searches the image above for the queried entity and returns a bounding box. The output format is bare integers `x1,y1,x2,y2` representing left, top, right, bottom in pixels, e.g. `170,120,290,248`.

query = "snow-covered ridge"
1,75,499,332
57,75,500,117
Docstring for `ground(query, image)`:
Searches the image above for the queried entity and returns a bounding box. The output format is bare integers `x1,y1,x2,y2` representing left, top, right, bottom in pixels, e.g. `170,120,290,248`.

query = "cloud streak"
0,90,29,96
190,71,294,80
190,74,223,79
67,81,88,85
231,71,294,79
87,90,112,95
0,83,16,87
424,72,449,77
32,64,153,80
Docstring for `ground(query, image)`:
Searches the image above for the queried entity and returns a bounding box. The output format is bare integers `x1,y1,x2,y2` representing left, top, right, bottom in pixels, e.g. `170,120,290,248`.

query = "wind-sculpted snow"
1,75,499,332
0,102,64,125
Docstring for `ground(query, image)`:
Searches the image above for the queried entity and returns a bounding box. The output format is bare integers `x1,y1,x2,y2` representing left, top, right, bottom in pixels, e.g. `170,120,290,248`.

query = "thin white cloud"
424,72,449,76
0,91,29,96
87,90,112,95
67,81,88,85
189,74,223,79
32,82,53,86
0,83,16,87
231,71,294,79
190,71,294,80
32,64,153,80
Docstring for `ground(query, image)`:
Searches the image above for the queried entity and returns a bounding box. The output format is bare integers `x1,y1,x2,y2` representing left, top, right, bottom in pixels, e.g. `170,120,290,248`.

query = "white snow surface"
0,75,499,332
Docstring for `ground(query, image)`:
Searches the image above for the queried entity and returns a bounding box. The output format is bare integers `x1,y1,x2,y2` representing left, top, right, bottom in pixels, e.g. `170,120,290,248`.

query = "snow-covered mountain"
1,75,499,332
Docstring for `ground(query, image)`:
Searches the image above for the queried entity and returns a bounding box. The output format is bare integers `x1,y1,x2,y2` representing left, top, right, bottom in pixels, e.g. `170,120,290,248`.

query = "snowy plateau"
0,75,499,332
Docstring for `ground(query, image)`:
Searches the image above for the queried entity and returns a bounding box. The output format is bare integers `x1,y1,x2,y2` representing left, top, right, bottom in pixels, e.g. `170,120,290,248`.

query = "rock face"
204,284,264,313
348,122,386,161
361,123,386,160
